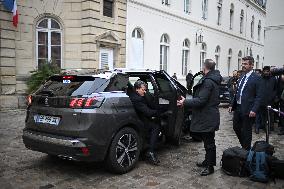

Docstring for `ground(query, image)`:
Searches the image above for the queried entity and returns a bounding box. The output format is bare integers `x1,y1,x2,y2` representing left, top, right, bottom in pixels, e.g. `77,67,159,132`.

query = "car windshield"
35,75,128,97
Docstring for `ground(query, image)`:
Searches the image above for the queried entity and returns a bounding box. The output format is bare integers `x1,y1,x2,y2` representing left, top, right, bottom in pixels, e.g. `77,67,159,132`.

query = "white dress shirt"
237,70,253,104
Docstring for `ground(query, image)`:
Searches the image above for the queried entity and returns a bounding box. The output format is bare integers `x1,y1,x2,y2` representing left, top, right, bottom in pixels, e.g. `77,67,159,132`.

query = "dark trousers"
145,121,160,152
233,106,254,150
199,132,216,166
256,105,274,130
278,102,284,132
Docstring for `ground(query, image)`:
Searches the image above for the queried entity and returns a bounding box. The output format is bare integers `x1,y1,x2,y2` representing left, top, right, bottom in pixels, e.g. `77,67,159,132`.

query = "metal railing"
267,105,284,143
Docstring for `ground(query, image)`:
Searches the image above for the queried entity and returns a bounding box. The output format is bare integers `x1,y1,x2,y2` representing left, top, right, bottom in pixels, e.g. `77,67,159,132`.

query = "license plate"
34,115,60,126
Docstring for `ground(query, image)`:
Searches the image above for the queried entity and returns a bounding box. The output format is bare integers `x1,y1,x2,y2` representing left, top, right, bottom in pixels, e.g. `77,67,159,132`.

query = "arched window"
256,55,260,69
202,0,208,20
217,0,222,25
200,42,207,70
132,28,143,39
229,4,234,30
251,16,255,39
240,10,244,34
36,17,62,69
182,39,190,75
129,28,144,69
249,48,253,57
258,20,261,41
160,34,170,71
184,0,191,14
228,49,232,76
238,50,242,70
215,46,221,69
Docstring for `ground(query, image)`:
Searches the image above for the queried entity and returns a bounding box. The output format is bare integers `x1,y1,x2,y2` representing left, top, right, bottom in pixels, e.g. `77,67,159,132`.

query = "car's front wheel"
106,127,141,174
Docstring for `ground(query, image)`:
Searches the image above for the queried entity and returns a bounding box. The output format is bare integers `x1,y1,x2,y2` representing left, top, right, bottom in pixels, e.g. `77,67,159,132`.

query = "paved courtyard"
0,108,284,189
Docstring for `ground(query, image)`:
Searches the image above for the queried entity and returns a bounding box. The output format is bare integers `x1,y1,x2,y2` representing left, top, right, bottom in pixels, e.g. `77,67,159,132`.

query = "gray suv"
23,69,187,174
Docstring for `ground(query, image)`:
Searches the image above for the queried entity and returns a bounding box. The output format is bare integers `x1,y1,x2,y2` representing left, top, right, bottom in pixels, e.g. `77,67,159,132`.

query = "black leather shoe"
145,151,160,165
200,166,214,176
196,160,207,168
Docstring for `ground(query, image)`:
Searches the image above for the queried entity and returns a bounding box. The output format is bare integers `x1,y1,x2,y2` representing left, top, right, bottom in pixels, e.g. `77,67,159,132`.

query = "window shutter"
100,52,109,69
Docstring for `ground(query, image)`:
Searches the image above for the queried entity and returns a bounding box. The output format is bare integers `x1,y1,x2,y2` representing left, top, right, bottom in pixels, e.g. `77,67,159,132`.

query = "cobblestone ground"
0,108,284,189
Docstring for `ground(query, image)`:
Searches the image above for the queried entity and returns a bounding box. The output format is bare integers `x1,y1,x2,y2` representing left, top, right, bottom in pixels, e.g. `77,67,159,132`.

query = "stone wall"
0,0,127,110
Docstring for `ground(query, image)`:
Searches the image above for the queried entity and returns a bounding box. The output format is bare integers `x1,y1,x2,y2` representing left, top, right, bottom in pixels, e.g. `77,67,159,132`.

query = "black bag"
246,141,275,183
221,146,249,177
252,141,274,155
271,158,284,179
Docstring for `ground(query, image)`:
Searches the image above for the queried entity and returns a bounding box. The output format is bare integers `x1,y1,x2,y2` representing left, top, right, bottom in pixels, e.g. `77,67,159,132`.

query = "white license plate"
34,115,60,126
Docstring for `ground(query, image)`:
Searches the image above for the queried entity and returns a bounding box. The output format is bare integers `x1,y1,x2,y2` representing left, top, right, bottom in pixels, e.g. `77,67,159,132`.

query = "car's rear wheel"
106,127,141,174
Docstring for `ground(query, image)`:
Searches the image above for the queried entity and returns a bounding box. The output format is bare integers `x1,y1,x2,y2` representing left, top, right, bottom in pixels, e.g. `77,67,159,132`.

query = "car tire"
106,127,141,174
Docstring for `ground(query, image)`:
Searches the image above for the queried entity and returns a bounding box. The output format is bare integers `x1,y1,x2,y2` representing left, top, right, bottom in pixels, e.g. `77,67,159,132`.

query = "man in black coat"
229,56,261,150
129,80,160,165
228,70,238,104
255,66,277,133
186,70,193,93
178,59,222,176
276,74,284,135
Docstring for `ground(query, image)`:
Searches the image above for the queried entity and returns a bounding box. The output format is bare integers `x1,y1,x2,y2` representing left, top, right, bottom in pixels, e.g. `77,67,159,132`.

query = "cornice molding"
128,0,264,47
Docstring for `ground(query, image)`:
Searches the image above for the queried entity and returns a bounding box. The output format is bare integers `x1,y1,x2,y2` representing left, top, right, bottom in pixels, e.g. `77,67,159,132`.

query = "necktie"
236,75,247,103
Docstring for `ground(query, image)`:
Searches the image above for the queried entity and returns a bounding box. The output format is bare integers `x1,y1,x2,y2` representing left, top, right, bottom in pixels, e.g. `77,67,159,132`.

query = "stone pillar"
0,4,18,110
81,0,100,69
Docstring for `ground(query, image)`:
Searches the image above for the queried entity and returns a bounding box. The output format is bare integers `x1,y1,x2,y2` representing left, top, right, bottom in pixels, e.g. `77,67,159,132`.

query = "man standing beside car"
229,56,261,150
177,59,222,176
129,80,161,165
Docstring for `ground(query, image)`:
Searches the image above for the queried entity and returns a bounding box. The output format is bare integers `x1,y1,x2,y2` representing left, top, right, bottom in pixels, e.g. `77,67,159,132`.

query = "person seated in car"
129,80,161,165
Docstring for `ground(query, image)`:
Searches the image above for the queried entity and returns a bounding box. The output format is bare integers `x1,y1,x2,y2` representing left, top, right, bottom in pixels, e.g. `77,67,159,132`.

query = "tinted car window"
35,74,128,97
154,74,173,93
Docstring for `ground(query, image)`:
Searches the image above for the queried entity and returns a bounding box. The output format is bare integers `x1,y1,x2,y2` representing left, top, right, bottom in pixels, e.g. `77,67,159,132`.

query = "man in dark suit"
229,56,261,150
129,80,161,165
178,59,222,176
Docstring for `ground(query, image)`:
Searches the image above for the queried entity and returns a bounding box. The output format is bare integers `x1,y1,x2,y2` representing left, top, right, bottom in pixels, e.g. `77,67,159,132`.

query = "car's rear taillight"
27,95,32,105
69,96,104,109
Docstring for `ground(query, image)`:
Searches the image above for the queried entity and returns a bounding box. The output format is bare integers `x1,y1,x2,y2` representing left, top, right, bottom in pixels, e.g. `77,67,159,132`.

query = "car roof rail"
112,68,156,73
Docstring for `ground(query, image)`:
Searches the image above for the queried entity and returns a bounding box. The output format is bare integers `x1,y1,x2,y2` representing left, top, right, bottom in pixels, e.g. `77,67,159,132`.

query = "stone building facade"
0,0,127,109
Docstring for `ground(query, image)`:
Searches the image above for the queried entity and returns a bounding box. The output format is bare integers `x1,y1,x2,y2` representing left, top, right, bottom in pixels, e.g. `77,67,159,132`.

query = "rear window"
35,75,128,97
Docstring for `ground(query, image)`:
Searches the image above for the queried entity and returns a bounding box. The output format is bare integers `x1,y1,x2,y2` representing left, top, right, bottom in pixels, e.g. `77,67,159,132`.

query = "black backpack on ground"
246,141,274,183
221,146,249,177
271,158,284,180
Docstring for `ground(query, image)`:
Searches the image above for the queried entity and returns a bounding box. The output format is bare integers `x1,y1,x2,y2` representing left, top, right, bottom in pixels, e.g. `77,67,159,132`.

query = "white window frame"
258,20,261,41
36,18,62,69
256,55,260,69
228,49,232,76
251,16,255,39
182,39,190,75
238,51,242,70
160,34,169,71
240,10,244,34
99,48,114,70
215,46,221,69
162,0,170,6
217,2,222,26
132,28,143,39
200,43,207,70
184,0,191,14
202,0,208,20
229,4,234,30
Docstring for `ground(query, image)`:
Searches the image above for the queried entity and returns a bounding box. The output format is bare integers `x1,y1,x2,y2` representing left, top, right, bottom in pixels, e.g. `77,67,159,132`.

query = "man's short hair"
134,80,146,89
204,59,216,71
242,56,254,65
263,66,270,71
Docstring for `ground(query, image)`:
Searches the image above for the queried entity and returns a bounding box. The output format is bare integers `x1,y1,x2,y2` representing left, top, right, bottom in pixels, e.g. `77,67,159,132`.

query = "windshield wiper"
37,89,54,96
